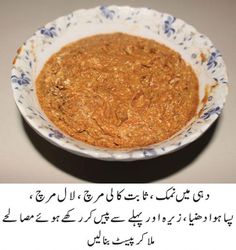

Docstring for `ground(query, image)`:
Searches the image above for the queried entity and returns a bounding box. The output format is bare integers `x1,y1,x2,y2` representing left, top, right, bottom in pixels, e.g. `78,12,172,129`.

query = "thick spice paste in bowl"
36,33,199,149
11,6,228,160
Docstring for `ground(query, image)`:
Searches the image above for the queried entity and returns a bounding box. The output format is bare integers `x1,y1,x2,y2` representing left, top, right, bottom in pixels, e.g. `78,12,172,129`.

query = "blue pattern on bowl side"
11,6,229,161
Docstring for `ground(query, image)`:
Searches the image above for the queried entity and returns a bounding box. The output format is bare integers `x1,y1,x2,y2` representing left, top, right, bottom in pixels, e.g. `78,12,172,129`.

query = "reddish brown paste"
36,33,199,148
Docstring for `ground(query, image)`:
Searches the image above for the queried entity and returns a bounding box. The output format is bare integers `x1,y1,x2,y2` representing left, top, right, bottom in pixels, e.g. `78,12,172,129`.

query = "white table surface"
0,0,235,183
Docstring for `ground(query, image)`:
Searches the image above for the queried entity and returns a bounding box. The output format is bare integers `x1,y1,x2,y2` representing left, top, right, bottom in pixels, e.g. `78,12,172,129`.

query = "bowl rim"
11,5,229,161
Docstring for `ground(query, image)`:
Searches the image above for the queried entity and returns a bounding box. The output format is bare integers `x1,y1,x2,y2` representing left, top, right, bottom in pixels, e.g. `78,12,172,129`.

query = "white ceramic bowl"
11,6,228,161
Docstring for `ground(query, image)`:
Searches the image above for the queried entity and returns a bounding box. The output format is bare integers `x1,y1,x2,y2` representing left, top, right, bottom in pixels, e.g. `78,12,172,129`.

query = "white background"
0,184,235,249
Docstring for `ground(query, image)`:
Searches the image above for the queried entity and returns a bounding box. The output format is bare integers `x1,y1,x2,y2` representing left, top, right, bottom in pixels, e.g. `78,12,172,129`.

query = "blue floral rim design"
11,6,228,161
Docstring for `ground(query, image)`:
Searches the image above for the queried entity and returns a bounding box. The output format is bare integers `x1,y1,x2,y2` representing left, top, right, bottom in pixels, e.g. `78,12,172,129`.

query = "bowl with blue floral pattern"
11,6,228,161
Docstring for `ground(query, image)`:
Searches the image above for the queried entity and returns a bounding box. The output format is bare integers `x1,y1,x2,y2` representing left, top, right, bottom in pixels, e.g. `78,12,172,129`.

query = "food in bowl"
36,33,199,148
11,6,228,160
